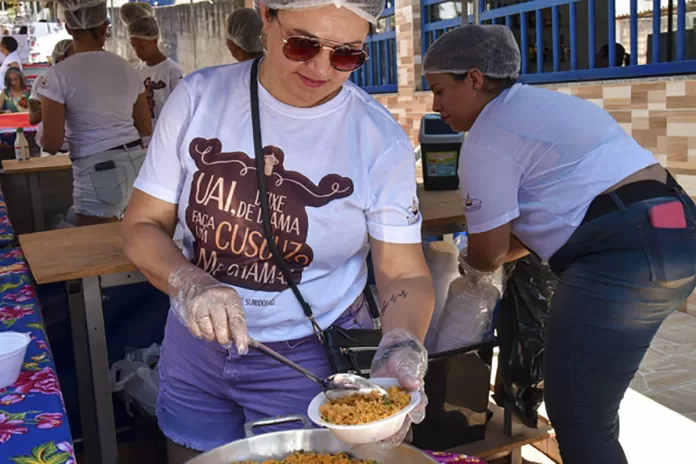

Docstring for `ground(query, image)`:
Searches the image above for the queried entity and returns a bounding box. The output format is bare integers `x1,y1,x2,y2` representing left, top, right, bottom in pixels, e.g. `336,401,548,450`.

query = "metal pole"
667,0,673,61
472,0,480,25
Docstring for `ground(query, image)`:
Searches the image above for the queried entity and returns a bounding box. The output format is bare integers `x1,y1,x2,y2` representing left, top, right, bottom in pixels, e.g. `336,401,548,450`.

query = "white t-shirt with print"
137,58,183,126
135,60,422,343
459,83,657,261
36,51,144,158
0,51,22,80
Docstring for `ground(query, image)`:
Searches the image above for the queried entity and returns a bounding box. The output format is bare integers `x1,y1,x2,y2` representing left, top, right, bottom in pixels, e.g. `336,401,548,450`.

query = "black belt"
107,139,141,152
582,174,681,225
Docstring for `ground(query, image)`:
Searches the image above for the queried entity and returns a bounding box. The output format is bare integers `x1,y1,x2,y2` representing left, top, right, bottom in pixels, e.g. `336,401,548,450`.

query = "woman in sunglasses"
122,0,434,462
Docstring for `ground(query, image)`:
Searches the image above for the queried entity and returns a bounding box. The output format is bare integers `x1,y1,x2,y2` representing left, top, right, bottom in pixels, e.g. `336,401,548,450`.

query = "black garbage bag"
493,254,558,428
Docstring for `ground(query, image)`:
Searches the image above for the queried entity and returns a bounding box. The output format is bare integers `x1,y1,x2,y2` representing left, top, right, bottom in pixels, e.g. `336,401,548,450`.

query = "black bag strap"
249,58,380,337
249,58,324,341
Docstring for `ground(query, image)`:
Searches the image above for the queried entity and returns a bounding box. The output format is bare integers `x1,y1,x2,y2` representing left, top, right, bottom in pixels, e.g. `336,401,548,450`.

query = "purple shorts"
156,297,373,452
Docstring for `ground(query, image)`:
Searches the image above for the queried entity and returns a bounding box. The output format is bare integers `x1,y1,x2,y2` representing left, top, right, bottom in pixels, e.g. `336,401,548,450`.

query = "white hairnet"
227,8,263,53
51,39,73,63
58,0,108,30
263,0,384,24
120,2,154,26
129,16,160,40
423,25,521,79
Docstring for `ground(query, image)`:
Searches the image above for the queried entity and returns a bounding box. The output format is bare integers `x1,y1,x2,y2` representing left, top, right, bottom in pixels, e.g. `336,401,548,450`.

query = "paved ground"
630,311,696,423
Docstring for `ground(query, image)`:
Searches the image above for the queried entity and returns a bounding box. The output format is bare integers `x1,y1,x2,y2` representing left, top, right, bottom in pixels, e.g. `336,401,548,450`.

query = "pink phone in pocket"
649,201,687,229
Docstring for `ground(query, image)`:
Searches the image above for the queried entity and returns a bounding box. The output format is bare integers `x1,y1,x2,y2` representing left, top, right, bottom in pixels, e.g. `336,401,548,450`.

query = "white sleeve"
459,143,523,234
169,64,183,92
365,139,422,244
29,79,40,101
35,68,65,104
136,67,146,94
133,79,192,204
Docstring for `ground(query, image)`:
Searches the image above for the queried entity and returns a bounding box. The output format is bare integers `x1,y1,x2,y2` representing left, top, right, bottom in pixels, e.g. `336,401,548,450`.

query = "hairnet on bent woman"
120,1,154,26
422,24,521,79
51,39,73,63
263,0,384,24
129,16,160,40
57,0,108,30
227,8,263,53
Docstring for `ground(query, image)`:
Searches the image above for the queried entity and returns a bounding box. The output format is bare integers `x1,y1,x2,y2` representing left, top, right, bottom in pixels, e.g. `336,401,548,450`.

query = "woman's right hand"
168,266,250,353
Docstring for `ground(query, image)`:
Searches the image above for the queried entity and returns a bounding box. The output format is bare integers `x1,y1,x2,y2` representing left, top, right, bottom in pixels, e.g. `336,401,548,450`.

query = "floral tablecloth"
0,248,75,464
0,188,16,248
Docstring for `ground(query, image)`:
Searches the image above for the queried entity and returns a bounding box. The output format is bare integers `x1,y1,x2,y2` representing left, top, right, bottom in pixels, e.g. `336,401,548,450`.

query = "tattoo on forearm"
381,290,408,316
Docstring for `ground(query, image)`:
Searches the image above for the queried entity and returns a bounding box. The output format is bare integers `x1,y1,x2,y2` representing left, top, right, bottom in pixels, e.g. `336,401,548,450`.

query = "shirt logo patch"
463,194,482,213
407,197,420,225
186,137,355,293
144,77,166,119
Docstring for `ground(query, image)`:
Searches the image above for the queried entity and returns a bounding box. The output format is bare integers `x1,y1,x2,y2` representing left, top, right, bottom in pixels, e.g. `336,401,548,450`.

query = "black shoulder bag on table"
249,58,382,376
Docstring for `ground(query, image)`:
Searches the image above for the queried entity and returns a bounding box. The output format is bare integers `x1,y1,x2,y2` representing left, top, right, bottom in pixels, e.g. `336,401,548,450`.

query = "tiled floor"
629,311,696,423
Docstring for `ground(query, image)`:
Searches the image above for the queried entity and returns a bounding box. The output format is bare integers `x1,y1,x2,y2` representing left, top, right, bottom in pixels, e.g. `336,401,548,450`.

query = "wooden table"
19,223,142,464
452,403,553,464
2,155,72,232
418,184,466,237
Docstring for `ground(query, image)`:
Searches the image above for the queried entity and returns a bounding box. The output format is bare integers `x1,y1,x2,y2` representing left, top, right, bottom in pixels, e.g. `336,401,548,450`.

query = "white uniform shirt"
137,58,183,126
36,51,144,158
30,78,68,152
134,61,422,342
460,83,657,261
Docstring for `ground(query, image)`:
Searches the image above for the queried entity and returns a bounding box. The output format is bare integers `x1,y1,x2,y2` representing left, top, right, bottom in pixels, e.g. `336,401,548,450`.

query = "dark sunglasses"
278,19,368,72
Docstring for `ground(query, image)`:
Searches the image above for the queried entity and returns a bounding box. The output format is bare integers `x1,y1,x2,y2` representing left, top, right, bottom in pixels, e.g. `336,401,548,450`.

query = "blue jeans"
546,192,696,464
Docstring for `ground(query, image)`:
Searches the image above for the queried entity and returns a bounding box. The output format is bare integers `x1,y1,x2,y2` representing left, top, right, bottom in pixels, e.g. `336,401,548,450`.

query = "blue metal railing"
349,1,397,93
421,0,696,86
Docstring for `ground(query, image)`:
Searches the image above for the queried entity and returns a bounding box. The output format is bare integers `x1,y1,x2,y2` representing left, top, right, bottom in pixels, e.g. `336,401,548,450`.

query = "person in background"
595,43,629,68
121,0,434,461
423,25,696,464
29,39,73,152
39,0,152,226
1,68,30,113
122,9,183,140
226,8,264,62
0,36,22,79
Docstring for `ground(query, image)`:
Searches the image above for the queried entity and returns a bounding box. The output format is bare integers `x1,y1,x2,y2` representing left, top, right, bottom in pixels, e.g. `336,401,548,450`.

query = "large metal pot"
187,416,437,464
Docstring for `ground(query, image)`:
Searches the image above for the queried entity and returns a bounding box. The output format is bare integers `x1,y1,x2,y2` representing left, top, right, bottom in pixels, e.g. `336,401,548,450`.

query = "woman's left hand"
370,328,428,447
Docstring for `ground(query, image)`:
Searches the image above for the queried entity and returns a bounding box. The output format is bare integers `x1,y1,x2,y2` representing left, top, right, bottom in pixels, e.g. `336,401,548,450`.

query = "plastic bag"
432,257,502,354
423,240,461,352
110,343,160,417
493,255,558,428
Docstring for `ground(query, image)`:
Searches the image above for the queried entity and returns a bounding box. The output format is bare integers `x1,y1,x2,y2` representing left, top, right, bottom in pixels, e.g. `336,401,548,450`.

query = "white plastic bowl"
307,377,421,445
0,332,31,388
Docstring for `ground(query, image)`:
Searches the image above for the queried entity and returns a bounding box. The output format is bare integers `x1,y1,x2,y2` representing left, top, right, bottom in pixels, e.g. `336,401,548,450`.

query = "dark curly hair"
0,36,18,53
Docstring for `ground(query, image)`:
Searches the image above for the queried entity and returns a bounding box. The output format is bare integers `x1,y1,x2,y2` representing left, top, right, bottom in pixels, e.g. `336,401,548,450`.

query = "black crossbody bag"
249,58,382,376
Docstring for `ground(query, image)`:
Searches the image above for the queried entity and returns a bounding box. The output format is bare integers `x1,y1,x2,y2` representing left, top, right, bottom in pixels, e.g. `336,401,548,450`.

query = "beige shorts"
71,145,146,219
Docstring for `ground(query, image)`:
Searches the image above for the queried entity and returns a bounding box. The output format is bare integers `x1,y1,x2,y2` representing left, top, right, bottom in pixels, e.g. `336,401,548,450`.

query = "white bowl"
307,377,420,445
0,332,31,388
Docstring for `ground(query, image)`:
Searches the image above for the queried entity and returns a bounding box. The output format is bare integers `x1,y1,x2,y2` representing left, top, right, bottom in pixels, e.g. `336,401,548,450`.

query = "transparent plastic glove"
168,266,250,354
370,328,428,447
458,250,504,295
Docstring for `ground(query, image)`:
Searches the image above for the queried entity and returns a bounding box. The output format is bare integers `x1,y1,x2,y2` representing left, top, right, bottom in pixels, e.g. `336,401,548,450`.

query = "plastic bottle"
14,128,29,162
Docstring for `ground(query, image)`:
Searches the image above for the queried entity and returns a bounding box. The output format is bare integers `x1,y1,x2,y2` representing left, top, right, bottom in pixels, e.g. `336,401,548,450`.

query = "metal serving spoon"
249,339,388,400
